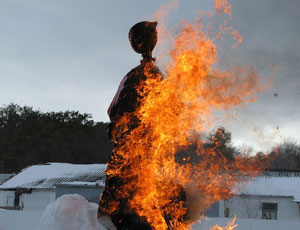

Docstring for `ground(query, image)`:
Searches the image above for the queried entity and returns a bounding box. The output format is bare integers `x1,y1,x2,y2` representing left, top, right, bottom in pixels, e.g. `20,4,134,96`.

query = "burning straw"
100,1,269,229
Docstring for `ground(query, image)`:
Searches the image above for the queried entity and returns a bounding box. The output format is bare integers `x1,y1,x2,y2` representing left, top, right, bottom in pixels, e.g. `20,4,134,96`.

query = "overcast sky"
0,0,299,151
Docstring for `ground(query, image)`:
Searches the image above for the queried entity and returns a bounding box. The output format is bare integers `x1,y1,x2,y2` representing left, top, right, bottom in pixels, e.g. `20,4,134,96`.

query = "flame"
214,0,232,17
103,1,269,230
210,216,237,230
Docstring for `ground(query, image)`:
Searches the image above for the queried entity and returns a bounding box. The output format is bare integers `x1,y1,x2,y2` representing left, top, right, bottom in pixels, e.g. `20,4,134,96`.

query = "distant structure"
56,181,104,204
0,163,106,210
207,171,300,220
0,174,14,185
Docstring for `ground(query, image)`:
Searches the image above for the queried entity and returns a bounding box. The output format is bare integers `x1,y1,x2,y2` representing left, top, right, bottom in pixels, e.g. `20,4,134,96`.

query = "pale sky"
0,0,299,152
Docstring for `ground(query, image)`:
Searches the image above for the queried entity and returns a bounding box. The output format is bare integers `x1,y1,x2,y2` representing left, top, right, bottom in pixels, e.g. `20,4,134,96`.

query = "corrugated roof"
0,174,14,185
3,165,299,201
0,163,106,190
234,171,300,202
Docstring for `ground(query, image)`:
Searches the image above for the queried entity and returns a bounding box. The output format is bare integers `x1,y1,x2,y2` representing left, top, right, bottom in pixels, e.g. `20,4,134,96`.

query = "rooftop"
0,163,106,190
0,174,14,185
234,171,300,202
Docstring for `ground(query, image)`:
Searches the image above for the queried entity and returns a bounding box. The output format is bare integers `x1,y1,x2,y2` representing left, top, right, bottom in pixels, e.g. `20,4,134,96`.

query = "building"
56,181,104,204
0,163,106,210
217,171,300,220
0,174,14,185
1,162,300,222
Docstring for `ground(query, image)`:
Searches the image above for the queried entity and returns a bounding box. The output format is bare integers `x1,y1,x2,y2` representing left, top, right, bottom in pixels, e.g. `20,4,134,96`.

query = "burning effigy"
98,21,163,229
98,1,269,230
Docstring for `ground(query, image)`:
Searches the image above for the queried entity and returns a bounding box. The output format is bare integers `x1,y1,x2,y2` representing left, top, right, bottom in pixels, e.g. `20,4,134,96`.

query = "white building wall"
219,195,300,221
0,190,15,208
20,190,55,210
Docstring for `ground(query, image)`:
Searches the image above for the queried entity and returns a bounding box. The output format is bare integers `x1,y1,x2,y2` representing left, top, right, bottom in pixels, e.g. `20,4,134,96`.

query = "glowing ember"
99,1,269,229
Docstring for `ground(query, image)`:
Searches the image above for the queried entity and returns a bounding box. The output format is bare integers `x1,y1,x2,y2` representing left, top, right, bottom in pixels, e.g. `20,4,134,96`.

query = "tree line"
268,142,300,171
0,103,299,174
176,127,300,171
0,103,113,173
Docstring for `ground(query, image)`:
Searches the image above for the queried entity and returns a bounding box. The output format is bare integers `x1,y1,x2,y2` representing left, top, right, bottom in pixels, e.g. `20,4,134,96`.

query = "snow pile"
0,163,106,189
36,194,115,230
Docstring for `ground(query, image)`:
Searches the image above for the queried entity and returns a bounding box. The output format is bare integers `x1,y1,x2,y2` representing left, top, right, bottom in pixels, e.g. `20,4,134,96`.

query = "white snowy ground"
1,194,299,230
0,194,114,230
34,194,300,230
0,208,43,230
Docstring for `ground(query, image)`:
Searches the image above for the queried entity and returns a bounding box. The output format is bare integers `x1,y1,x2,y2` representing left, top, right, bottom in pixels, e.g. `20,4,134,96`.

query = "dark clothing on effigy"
98,59,162,229
106,58,162,140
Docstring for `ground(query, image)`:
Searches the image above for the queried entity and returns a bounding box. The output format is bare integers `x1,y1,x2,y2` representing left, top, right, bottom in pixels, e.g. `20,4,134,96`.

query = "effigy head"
129,21,158,59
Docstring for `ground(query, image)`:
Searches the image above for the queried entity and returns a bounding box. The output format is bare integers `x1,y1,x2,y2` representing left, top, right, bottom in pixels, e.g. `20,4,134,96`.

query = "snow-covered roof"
0,163,106,190
235,171,300,202
0,174,14,185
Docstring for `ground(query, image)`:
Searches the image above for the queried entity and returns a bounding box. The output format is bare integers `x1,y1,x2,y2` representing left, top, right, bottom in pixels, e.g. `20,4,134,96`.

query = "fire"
210,216,237,230
214,0,232,17
103,1,268,230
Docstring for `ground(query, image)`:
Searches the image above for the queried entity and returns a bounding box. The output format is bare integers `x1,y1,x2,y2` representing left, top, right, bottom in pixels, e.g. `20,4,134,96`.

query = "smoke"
184,184,209,223
152,0,300,151
213,0,300,151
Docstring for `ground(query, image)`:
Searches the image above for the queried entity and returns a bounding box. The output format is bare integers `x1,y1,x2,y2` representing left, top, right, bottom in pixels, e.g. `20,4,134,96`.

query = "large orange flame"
105,1,268,230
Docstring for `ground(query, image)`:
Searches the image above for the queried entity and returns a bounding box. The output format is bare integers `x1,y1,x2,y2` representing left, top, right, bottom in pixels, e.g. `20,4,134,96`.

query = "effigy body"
98,21,162,230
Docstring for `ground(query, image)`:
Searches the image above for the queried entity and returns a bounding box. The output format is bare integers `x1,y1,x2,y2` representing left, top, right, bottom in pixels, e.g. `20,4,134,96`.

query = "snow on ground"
1,193,300,230
34,194,300,230
0,208,43,230
36,194,115,230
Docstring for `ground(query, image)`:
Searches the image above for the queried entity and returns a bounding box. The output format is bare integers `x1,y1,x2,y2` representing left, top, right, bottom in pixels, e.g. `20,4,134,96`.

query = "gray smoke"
215,0,300,151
